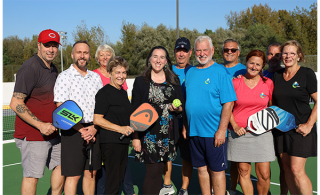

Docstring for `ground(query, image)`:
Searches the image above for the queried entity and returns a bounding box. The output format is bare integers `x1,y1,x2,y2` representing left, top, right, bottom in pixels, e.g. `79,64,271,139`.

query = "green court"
3,106,317,194
3,141,317,195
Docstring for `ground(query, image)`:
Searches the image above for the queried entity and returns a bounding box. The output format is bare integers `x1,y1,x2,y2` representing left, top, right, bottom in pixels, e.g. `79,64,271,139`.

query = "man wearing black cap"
10,29,64,195
160,37,193,195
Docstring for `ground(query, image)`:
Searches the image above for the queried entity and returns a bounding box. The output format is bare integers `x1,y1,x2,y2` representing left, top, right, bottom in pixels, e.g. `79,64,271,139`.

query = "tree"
3,36,25,65
72,20,108,70
120,21,137,69
225,3,317,55
3,46,10,65
241,23,286,55
23,35,38,62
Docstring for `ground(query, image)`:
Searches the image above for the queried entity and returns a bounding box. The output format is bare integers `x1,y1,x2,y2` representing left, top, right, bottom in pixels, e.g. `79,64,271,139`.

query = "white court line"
128,155,317,193
3,162,21,167
2,156,317,193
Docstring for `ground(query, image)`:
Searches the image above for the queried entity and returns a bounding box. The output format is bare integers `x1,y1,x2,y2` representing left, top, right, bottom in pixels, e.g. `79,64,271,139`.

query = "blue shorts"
189,136,228,172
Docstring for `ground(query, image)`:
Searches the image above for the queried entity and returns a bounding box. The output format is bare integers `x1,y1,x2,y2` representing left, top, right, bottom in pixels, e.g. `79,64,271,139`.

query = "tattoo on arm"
16,104,41,122
13,92,27,100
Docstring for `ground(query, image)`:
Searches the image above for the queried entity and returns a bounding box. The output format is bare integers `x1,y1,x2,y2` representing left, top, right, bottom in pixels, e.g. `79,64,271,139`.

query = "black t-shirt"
272,67,317,134
94,84,133,144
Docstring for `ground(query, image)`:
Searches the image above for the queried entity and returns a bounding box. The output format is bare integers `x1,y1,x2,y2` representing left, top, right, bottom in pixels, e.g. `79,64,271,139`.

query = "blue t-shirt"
172,64,194,99
224,63,246,79
263,69,275,79
185,62,237,137
173,64,194,129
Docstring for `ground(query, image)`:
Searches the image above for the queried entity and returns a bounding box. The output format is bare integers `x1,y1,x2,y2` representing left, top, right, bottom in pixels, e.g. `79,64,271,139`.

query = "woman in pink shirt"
227,50,275,195
93,44,128,90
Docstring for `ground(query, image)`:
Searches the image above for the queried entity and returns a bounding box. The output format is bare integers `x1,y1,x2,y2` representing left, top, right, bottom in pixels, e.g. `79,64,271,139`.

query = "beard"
196,55,212,66
73,57,89,69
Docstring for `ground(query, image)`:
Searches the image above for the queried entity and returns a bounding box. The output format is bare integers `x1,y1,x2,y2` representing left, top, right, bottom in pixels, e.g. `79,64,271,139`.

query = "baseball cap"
38,29,61,45
175,37,191,51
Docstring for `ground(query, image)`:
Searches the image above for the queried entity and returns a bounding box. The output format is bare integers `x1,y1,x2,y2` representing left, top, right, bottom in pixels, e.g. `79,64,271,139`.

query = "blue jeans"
95,161,135,195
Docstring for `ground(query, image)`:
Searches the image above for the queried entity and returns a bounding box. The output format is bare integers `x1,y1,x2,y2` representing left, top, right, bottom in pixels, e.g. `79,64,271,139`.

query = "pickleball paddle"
119,103,159,140
246,107,280,134
52,100,83,130
269,106,297,132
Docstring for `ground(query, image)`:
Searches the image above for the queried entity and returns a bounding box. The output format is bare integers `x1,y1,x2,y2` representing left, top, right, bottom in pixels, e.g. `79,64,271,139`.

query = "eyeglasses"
223,48,238,53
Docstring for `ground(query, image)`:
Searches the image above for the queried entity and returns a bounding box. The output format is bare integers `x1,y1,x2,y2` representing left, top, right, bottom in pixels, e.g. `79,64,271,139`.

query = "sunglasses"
223,48,238,53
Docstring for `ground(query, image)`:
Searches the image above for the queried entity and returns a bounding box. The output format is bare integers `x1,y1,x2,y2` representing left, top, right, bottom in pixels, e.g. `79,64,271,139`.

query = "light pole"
176,0,179,39
58,31,67,72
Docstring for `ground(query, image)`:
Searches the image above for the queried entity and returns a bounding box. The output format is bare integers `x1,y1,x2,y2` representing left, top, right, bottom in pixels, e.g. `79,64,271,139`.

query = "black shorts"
61,125,101,176
176,130,191,162
273,129,317,158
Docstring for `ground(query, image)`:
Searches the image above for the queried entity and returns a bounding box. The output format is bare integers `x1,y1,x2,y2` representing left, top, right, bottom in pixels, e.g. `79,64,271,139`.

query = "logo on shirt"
292,81,300,88
205,78,211,84
260,92,265,98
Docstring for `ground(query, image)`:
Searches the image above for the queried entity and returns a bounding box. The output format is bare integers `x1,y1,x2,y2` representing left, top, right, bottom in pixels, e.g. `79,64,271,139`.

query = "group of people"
10,29,317,195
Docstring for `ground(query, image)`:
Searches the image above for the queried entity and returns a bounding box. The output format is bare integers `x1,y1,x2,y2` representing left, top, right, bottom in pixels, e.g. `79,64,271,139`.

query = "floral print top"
135,81,177,163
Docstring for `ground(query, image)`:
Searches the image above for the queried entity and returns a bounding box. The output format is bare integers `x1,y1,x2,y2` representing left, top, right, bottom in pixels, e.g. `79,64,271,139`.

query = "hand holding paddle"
119,103,158,140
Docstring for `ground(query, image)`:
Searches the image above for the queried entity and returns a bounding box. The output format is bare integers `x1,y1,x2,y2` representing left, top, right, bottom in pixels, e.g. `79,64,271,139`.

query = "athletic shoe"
178,188,188,195
226,190,236,195
159,184,175,195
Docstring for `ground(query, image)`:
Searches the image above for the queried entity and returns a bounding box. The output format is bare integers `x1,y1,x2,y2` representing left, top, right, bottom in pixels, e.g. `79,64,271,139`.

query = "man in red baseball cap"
10,29,64,195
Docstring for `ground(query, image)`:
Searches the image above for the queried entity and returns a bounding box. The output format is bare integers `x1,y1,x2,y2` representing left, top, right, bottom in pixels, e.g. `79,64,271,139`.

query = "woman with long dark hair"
131,46,184,194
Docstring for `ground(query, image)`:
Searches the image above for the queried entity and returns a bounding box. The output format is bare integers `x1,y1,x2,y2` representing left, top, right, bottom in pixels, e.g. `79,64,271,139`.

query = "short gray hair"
95,44,115,62
222,39,240,51
266,42,281,55
194,36,213,52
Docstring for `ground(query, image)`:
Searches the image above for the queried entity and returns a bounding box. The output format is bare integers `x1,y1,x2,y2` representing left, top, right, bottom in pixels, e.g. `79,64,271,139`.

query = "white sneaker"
159,184,175,195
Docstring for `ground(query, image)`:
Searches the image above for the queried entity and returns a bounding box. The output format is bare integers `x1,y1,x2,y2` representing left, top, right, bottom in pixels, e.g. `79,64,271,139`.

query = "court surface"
3,140,317,195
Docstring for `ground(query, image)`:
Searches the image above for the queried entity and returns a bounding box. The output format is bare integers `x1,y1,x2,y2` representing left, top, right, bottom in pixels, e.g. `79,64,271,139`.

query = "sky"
2,0,317,45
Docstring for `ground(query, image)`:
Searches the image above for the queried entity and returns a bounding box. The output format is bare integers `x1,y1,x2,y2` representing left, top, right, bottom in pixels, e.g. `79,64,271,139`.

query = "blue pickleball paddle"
52,100,83,130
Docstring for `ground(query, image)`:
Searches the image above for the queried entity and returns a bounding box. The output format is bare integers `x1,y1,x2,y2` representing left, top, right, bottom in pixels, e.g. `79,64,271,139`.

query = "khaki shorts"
15,136,61,178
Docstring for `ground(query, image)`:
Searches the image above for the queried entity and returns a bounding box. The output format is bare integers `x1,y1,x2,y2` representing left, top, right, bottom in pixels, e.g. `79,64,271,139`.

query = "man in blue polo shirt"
184,36,236,195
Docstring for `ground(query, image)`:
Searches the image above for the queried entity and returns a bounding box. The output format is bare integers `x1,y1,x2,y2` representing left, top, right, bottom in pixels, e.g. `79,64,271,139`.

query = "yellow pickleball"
172,99,181,107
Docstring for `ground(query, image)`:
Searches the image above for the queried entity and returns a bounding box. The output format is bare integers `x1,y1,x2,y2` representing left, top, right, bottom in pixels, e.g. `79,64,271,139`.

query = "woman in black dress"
131,46,184,194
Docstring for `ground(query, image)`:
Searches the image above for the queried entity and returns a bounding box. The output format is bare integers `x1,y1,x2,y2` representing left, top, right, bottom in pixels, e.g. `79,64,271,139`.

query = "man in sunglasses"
222,39,246,79
263,42,282,79
222,39,246,195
